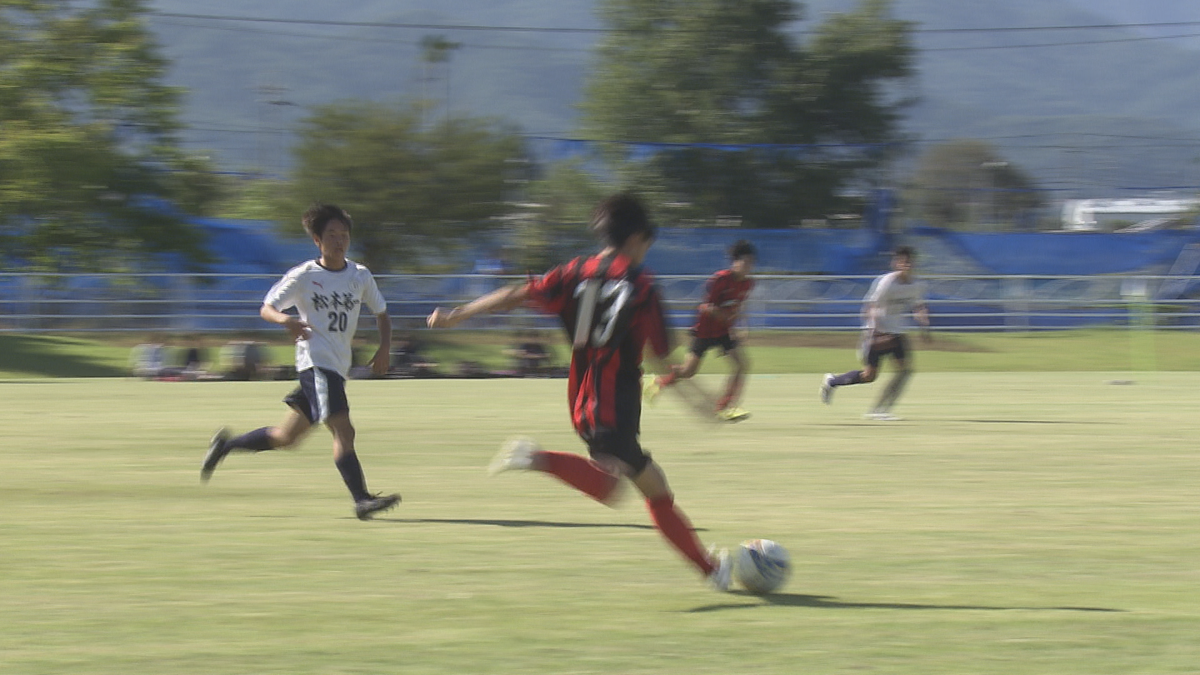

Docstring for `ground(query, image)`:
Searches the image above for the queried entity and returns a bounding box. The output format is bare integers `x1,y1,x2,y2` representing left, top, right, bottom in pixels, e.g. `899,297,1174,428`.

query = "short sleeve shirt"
864,271,926,335
693,269,754,339
263,259,387,377
525,253,670,435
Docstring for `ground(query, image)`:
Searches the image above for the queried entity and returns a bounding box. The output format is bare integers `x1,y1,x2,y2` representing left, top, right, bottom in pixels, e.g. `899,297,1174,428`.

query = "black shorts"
284,367,350,424
863,333,910,369
689,333,737,357
585,425,652,476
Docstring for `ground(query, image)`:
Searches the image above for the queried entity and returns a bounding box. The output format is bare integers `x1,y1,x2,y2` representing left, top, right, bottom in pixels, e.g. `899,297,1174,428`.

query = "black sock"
335,452,371,502
227,427,275,452
830,370,863,387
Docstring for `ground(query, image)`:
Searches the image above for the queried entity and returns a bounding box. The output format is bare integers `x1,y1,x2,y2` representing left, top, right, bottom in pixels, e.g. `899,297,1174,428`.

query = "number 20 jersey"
263,259,387,377
525,252,671,436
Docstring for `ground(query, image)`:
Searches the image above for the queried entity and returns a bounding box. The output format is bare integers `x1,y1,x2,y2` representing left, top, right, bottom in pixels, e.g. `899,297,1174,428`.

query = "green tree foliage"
512,160,612,271
0,0,221,271
904,140,1045,230
581,0,913,228
285,101,528,272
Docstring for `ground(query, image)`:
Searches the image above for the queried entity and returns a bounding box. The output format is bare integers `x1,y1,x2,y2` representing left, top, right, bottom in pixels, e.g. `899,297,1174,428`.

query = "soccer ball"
734,539,791,594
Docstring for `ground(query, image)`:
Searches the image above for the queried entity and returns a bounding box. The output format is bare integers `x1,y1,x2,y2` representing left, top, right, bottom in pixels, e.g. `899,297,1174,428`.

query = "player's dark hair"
893,245,916,260
302,204,353,238
590,193,656,247
730,239,757,261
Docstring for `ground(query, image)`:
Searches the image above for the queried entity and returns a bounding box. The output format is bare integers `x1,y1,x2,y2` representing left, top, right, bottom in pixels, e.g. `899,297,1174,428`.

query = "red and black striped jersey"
693,269,754,339
525,252,671,436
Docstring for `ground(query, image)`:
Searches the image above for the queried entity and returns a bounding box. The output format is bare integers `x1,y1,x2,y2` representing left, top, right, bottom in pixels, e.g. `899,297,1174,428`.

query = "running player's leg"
326,411,401,518
822,341,882,404
874,337,913,413
657,349,703,388
493,436,625,505
715,340,748,412
628,458,725,584
203,406,313,481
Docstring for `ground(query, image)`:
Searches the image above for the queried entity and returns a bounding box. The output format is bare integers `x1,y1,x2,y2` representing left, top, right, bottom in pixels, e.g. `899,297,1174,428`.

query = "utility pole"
419,35,461,127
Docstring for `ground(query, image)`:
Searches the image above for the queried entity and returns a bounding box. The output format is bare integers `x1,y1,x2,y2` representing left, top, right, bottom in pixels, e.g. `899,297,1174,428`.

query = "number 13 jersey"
264,259,387,377
525,252,671,437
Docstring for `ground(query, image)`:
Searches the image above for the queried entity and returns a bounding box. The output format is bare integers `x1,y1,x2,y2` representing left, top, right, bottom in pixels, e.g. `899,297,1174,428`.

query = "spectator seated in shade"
390,334,439,378
505,330,554,377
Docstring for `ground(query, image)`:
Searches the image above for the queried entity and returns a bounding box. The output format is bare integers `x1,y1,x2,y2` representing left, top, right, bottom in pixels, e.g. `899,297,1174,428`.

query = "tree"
514,159,613,271
904,140,1045,230
285,101,528,272
581,0,913,228
0,0,221,271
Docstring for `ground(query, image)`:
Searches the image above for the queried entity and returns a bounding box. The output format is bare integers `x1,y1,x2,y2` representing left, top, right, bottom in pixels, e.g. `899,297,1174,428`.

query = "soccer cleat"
716,407,751,423
707,546,733,592
820,373,834,404
642,376,663,403
355,493,401,520
489,436,540,475
200,427,231,483
864,411,901,421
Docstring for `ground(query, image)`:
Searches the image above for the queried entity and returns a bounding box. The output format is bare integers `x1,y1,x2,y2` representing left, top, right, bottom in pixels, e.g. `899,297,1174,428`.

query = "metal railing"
1,273,1197,333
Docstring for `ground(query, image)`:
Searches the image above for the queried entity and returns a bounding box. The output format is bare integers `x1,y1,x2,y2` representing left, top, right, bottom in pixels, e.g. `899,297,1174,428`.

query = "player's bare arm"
427,282,530,329
371,311,392,376
915,303,932,342
260,303,311,341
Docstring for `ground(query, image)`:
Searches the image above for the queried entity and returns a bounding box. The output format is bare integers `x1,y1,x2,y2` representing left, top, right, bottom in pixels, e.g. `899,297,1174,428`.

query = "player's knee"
861,369,878,383
268,426,298,448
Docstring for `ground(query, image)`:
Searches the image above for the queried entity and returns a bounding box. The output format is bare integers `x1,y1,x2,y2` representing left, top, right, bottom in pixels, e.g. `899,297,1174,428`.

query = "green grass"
5,328,1200,378
2,374,1199,674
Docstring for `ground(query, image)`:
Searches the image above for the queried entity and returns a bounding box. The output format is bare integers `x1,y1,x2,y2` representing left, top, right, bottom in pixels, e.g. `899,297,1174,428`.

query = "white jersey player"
819,247,931,420
264,259,387,379
202,204,401,520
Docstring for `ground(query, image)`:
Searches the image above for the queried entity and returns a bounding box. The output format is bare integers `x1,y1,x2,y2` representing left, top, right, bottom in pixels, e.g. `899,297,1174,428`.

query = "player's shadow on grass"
954,419,1117,425
688,592,1123,613
378,517,704,532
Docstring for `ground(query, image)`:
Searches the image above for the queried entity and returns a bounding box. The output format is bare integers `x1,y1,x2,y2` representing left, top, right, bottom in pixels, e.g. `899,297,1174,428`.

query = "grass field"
2,372,1199,674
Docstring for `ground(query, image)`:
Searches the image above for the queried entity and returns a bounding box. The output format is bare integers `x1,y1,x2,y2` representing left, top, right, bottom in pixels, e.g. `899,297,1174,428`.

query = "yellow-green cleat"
716,407,751,423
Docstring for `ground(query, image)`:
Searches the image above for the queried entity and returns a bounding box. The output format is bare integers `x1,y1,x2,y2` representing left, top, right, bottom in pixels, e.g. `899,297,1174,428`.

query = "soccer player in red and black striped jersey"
645,240,756,422
427,193,733,591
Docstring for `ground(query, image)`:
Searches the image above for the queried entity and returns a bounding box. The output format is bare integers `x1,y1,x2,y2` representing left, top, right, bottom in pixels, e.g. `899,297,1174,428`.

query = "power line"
150,11,1200,37
924,31,1200,52
152,17,589,54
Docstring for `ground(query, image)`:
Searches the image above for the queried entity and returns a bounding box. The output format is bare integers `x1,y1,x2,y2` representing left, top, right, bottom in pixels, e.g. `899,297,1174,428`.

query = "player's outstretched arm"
427,283,530,329
915,303,932,343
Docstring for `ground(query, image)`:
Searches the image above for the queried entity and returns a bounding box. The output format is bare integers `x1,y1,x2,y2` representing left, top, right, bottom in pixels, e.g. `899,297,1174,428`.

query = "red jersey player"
645,239,756,422
426,193,733,591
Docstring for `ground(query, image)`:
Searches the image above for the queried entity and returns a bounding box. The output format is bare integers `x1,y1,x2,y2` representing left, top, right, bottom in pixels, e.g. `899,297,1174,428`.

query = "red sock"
539,451,621,503
646,495,714,576
716,373,744,410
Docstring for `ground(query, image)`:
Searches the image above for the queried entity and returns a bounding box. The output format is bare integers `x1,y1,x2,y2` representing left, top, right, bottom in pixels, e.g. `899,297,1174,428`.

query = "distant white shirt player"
819,246,930,420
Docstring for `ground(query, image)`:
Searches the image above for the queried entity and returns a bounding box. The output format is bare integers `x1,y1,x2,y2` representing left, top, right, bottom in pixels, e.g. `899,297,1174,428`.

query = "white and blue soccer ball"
734,539,791,594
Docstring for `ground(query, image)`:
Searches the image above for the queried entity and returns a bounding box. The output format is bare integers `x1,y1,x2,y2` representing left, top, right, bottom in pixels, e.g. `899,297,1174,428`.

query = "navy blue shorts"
864,333,910,369
284,367,350,424
689,333,738,357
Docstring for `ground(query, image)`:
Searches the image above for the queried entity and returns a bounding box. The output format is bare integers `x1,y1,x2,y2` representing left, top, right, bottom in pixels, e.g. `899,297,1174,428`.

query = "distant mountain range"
150,0,1200,199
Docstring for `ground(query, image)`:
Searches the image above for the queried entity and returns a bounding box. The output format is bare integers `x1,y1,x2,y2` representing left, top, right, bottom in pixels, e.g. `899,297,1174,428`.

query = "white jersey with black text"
864,271,926,335
263,259,387,377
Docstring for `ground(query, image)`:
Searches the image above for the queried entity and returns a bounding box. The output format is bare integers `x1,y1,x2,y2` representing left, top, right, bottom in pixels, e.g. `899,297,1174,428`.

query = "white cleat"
820,374,834,405
864,411,901,421
707,546,733,592
489,436,540,475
